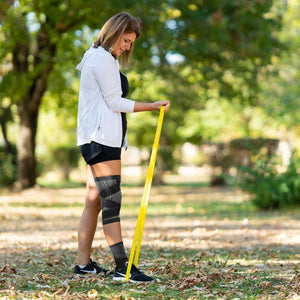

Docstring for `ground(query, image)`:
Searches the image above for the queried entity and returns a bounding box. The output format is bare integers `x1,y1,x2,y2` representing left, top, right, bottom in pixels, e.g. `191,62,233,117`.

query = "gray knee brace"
94,175,122,225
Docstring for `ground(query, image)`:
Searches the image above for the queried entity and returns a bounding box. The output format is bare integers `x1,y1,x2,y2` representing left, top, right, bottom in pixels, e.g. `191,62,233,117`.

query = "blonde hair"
94,12,141,64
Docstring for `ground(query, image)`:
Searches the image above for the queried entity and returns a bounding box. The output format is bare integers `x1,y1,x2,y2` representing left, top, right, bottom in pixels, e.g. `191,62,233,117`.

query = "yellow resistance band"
125,106,165,282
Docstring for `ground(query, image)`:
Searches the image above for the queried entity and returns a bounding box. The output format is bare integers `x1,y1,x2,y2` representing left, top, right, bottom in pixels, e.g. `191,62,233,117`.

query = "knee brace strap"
94,175,122,225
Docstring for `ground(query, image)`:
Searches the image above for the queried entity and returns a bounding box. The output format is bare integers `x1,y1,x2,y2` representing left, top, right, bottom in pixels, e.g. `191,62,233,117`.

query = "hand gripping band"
94,175,122,225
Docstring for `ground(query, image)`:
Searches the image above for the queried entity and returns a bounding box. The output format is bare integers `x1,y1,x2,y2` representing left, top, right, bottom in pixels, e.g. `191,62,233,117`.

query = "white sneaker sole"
112,276,153,283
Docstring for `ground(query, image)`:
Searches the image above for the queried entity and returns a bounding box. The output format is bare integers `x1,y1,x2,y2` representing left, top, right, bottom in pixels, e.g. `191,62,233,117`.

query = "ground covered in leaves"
0,185,300,299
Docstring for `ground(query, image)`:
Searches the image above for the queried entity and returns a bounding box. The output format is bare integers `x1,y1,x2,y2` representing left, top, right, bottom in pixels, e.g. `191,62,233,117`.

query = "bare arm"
133,100,170,112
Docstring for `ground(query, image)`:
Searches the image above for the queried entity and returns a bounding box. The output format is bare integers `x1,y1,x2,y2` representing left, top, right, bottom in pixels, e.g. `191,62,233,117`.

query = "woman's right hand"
133,100,170,112
153,100,170,112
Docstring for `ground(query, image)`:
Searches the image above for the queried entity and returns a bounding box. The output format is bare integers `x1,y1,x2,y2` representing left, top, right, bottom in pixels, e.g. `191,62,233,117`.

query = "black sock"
109,241,128,270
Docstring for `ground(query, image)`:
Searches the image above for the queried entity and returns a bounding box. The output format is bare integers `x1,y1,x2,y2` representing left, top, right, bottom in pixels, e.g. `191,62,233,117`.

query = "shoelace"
131,264,142,275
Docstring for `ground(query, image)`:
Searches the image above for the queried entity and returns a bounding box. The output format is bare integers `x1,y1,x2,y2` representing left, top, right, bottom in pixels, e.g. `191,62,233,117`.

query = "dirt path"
1,186,299,253
0,186,299,298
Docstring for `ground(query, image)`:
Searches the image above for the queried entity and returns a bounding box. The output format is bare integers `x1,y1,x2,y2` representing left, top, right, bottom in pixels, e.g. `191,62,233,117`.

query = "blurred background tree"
260,0,300,136
0,0,291,189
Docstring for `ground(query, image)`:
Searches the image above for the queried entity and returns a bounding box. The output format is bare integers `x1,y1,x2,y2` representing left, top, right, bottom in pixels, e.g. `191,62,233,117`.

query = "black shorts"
79,142,121,165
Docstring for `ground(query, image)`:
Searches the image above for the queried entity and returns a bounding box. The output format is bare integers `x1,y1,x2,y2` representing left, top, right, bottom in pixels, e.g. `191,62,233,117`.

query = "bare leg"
85,159,153,281
90,160,123,247
77,166,101,265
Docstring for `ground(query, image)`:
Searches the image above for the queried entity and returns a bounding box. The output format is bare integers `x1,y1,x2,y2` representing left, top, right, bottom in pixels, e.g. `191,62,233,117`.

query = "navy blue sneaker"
74,259,108,276
113,263,153,283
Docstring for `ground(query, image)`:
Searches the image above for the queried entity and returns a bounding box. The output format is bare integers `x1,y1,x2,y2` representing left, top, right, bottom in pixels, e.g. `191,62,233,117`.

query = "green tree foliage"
239,154,300,209
236,0,300,208
0,0,112,189
167,0,283,101
0,0,284,188
126,0,284,173
259,0,300,134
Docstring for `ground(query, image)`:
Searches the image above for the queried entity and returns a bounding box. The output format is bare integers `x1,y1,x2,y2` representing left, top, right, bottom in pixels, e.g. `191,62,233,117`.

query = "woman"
74,12,170,283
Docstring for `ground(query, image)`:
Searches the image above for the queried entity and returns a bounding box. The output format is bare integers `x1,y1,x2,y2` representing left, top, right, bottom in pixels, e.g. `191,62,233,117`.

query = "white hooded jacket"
76,46,135,148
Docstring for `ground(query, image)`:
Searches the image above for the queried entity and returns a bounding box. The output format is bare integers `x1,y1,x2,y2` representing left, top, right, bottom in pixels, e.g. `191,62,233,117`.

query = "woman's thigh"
90,160,121,178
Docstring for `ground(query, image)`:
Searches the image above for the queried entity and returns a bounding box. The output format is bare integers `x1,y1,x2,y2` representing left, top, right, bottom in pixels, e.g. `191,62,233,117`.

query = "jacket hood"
76,45,118,72
76,45,95,72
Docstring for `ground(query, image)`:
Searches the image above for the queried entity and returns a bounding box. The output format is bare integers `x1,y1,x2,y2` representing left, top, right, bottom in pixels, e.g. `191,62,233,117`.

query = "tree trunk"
16,74,50,189
15,58,53,189
12,21,56,189
16,99,38,189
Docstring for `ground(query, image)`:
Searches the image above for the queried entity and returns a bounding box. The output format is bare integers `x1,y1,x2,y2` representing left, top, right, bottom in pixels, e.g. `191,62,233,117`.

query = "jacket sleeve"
92,53,135,113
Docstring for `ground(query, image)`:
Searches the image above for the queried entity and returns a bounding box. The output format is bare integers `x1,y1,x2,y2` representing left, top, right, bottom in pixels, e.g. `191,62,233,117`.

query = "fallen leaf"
88,289,98,299
0,265,17,274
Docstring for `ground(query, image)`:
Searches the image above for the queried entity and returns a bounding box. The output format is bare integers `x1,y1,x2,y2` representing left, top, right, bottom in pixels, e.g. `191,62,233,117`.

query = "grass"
2,247,297,299
0,182,300,299
38,180,85,189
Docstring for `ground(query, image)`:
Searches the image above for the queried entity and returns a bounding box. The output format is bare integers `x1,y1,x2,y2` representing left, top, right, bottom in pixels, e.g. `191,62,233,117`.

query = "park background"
0,0,300,299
